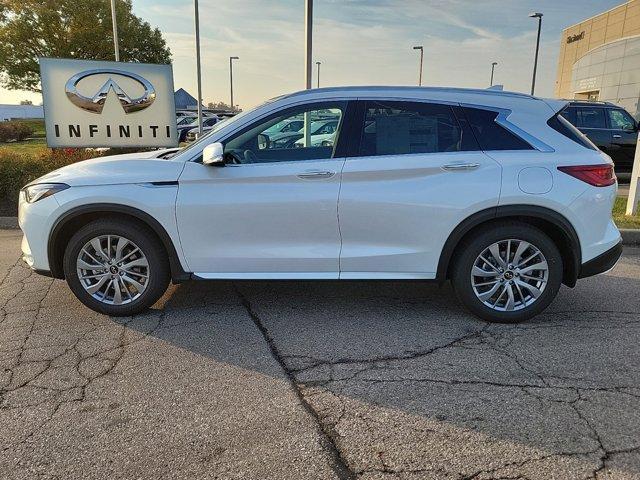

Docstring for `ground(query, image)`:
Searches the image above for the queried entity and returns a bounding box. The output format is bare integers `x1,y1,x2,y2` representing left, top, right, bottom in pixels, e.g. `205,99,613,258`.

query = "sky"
0,0,625,109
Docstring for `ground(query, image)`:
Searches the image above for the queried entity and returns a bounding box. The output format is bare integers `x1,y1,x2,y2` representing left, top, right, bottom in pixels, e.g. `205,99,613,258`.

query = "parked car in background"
19,86,621,323
177,116,219,142
560,101,637,176
293,119,340,147
264,119,304,136
177,116,197,126
185,117,226,142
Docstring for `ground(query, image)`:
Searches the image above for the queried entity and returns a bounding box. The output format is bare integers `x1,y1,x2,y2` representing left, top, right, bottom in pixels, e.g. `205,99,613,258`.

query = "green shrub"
0,123,17,142
0,121,35,142
0,148,101,215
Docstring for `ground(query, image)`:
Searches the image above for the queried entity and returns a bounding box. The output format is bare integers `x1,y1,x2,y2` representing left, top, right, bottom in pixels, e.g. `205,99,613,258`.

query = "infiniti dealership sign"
40,58,177,148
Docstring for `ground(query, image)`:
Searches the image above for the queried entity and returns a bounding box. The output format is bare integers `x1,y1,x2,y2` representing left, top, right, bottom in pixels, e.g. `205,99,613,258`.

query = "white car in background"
18,86,621,323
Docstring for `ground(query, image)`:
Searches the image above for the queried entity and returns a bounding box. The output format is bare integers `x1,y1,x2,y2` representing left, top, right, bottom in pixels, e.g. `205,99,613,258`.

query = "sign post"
39,58,177,148
626,135,640,215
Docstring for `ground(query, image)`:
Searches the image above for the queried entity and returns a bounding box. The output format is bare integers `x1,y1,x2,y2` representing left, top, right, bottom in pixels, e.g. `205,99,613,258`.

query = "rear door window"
574,107,607,129
356,100,473,156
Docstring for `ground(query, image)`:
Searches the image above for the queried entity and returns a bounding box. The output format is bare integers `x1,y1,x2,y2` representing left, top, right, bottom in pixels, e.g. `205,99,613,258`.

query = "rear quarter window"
548,112,598,151
460,107,533,151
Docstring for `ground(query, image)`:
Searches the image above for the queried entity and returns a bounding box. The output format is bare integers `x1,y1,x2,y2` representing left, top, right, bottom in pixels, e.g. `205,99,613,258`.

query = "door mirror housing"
202,142,225,166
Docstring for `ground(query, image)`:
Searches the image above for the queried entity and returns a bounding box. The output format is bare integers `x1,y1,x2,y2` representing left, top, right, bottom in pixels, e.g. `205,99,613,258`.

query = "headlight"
22,183,70,203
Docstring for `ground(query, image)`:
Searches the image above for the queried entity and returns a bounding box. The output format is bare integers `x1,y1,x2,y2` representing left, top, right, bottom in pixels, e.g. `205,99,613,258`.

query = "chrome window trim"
460,103,555,153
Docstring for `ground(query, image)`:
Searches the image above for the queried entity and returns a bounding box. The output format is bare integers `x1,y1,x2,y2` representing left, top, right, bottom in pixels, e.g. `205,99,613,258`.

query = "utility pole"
413,46,424,86
529,12,543,95
316,61,321,88
194,0,203,135
230,56,239,110
110,0,120,61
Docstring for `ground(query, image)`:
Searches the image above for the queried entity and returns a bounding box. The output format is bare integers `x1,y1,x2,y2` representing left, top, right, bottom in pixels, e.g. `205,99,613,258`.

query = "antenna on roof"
487,84,504,91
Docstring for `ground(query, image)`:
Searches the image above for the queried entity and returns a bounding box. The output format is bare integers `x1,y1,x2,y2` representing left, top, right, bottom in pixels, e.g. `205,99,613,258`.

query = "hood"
34,154,184,187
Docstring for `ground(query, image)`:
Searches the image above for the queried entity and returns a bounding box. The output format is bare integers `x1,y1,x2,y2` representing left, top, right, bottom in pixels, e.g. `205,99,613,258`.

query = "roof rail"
280,85,536,101
562,99,616,106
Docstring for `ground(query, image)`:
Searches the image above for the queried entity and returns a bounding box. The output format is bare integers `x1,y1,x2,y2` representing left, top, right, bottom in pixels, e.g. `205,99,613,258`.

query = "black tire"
63,217,170,316
451,222,563,323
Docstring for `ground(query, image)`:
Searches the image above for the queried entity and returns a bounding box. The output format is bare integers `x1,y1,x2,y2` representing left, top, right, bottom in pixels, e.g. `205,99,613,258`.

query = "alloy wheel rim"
76,235,149,305
470,239,548,312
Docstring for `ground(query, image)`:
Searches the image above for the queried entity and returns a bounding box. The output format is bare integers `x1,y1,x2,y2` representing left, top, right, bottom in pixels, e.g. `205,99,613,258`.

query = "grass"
613,196,640,229
0,138,48,155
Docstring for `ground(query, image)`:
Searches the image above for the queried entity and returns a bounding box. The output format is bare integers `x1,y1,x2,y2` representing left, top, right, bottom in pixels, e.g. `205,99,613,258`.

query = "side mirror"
202,142,225,166
257,133,270,150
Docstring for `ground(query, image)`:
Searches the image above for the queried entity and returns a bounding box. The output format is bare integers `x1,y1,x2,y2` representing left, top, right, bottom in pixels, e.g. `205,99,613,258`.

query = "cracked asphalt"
1,229,639,480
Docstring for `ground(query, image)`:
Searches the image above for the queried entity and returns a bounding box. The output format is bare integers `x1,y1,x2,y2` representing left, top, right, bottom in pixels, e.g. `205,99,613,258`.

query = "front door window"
223,103,346,164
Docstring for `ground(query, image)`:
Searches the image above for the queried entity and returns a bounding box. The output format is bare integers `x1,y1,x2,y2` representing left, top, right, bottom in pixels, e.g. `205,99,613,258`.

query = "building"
555,1,640,117
0,104,44,121
174,88,200,110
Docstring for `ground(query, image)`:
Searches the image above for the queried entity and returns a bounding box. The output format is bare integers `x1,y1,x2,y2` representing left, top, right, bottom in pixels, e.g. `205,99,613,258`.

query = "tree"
207,101,240,112
0,0,172,92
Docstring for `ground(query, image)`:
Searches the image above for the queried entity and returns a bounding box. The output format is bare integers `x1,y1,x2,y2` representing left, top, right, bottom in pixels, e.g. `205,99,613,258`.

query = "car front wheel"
452,223,563,323
63,218,170,316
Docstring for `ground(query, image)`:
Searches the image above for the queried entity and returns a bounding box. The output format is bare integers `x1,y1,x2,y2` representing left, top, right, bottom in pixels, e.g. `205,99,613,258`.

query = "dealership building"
555,0,640,117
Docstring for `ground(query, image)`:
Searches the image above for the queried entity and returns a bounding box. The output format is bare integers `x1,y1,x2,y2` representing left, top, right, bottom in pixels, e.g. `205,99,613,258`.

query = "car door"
607,108,637,172
337,100,502,278
176,101,350,278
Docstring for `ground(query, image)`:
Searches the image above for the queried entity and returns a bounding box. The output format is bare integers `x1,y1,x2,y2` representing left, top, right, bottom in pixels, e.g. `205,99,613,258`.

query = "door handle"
441,162,480,171
612,134,622,139
297,170,336,179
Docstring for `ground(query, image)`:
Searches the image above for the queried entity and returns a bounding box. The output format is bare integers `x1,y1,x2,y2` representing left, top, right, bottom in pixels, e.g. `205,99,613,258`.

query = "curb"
1,216,639,245
621,229,640,246
0,217,18,229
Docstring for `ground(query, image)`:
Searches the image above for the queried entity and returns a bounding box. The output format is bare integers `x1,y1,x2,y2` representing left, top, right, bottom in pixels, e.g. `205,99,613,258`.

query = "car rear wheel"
63,218,170,316
451,223,563,323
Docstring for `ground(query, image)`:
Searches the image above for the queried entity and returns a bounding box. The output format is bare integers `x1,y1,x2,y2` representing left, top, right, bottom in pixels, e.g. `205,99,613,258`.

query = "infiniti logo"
64,69,156,114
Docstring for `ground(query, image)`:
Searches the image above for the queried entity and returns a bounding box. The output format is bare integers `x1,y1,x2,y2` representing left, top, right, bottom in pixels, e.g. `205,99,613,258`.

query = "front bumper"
578,240,623,279
18,190,60,273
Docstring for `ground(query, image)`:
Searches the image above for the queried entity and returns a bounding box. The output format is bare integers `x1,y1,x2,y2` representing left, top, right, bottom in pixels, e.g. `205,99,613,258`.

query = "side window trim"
459,103,554,153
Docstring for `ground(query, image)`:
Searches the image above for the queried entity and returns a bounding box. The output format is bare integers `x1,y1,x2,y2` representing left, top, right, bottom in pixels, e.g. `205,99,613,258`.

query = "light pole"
229,56,239,111
490,62,498,87
413,46,424,86
110,0,120,61
305,0,313,90
303,0,313,147
194,0,203,135
529,12,543,95
316,61,321,88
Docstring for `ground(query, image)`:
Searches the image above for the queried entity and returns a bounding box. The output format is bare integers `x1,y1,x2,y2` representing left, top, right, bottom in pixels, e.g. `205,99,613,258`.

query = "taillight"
557,164,616,187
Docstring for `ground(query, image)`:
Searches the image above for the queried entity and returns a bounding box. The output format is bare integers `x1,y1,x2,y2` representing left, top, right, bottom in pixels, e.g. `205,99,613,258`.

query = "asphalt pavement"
1,229,639,479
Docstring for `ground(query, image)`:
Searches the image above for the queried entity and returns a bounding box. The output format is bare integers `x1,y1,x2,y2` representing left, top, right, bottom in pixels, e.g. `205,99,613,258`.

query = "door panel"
338,151,500,278
607,109,637,173
176,158,344,276
337,100,502,278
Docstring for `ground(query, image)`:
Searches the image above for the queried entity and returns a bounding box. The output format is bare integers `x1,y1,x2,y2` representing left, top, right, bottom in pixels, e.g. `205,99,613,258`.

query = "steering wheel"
243,150,258,164
226,150,244,165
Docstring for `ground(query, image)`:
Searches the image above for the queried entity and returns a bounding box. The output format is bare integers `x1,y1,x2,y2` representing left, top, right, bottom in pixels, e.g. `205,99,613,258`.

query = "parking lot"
0,229,638,479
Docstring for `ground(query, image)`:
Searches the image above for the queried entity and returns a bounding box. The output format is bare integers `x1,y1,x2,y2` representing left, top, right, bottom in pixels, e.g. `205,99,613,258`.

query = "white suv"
19,86,622,323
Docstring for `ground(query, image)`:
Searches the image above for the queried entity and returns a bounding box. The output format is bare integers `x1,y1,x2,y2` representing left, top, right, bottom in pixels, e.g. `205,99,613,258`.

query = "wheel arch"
436,205,581,287
48,203,190,283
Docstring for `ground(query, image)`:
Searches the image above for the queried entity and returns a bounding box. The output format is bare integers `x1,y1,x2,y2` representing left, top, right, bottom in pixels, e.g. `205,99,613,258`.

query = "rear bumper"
578,240,623,279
